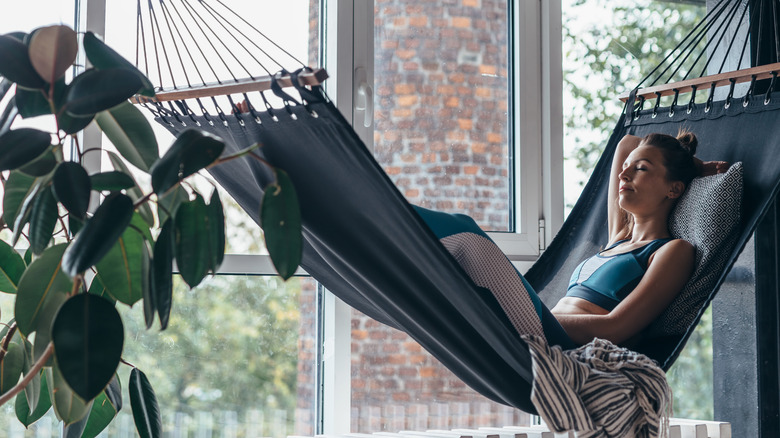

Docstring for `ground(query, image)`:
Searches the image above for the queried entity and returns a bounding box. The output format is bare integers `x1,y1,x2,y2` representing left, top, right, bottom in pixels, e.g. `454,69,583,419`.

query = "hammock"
138,0,780,413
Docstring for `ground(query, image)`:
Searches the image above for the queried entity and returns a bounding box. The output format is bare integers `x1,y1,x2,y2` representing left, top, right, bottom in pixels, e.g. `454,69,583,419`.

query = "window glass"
561,0,711,419
373,0,512,232
349,1,529,432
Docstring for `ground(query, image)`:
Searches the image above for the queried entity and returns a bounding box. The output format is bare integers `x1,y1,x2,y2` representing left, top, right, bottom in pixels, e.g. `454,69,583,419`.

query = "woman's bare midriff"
551,297,610,316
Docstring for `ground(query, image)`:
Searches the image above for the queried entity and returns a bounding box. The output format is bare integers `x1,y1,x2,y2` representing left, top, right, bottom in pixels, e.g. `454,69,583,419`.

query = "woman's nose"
619,168,631,180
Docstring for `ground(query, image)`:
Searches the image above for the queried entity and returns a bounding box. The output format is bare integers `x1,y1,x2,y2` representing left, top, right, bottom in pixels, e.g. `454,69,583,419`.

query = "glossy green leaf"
173,194,210,288
150,129,224,195
0,34,46,89
83,31,155,97
48,366,93,425
29,186,58,255
61,193,134,277
15,243,71,336
152,219,173,330
15,87,51,118
52,161,91,219
157,186,187,226
19,147,58,176
207,190,225,273
0,239,26,293
63,414,89,438
90,170,136,191
0,127,51,171
107,152,154,227
94,213,150,305
95,101,159,172
20,336,41,413
68,214,84,236
15,370,51,427
63,68,142,116
0,342,24,396
52,293,124,402
87,275,116,305
129,368,162,438
260,169,302,280
28,25,77,85
2,170,37,229
57,110,95,135
141,240,154,329
82,375,122,438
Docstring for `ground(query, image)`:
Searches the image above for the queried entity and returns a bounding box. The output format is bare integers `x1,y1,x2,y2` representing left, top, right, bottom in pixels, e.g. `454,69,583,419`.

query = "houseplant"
0,24,301,437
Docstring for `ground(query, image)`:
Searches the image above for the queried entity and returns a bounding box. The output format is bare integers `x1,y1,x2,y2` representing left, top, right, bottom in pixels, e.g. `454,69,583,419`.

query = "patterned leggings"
414,206,576,349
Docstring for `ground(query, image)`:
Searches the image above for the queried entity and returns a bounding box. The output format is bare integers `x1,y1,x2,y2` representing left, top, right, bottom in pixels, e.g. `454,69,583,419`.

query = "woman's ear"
668,181,685,199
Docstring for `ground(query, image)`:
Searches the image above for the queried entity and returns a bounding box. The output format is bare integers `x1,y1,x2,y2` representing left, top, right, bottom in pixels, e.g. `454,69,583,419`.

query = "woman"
416,132,728,350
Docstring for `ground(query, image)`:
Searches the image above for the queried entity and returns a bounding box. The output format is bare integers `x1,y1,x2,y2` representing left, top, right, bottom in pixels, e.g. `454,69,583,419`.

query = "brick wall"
296,1,528,434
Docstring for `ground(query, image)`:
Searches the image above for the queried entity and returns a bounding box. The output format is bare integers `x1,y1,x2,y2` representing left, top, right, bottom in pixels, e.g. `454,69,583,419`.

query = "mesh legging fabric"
413,206,576,350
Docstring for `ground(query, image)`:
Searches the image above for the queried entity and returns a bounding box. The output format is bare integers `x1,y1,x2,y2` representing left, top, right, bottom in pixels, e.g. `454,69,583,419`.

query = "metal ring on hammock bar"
195,98,216,126
166,102,187,126
652,92,661,118
154,102,175,127
242,93,263,124
669,89,679,117
260,91,279,122
765,72,777,105
687,85,697,114
725,78,736,109
743,75,756,107
633,96,645,120
181,101,201,126
226,95,246,126
210,96,230,126
705,83,716,113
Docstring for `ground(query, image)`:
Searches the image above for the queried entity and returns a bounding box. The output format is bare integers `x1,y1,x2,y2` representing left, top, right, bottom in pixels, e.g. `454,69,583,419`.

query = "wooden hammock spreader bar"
618,62,780,102
134,68,329,103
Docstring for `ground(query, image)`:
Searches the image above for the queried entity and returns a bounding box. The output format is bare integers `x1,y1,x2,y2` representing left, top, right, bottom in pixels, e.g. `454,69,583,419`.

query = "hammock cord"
158,0,193,87
699,0,743,77
717,0,751,73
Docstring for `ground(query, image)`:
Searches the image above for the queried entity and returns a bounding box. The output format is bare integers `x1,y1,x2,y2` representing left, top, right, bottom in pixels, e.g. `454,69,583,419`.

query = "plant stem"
0,322,18,363
0,342,53,407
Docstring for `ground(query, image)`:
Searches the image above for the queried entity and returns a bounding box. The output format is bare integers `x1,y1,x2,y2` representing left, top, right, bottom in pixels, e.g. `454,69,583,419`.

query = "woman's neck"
628,214,671,242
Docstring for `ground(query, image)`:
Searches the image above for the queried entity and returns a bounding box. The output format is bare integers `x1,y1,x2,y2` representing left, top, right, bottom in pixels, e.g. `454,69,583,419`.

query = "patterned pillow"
646,162,743,337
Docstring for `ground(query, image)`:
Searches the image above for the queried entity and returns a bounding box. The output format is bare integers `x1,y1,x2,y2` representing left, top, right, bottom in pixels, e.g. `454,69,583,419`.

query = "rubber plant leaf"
18,146,58,176
152,219,174,329
0,239,26,293
0,34,46,89
48,366,93,425
0,127,51,171
15,370,51,427
14,243,71,336
260,168,302,280
129,368,162,438
83,31,155,97
140,239,154,329
52,161,92,220
20,335,41,414
150,128,224,195
157,185,187,225
28,25,77,85
207,189,225,273
82,375,122,438
28,186,58,255
90,170,136,191
61,192,134,277
2,170,37,230
15,87,51,118
173,193,211,288
107,151,154,226
94,213,151,305
63,68,142,117
52,293,124,402
95,101,159,172
0,342,24,396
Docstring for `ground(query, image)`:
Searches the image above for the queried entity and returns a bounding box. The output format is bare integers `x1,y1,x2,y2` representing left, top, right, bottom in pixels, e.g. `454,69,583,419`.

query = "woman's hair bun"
676,129,698,156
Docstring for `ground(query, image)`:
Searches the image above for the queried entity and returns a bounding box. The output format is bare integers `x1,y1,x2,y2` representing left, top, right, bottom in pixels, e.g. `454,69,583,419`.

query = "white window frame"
78,0,563,435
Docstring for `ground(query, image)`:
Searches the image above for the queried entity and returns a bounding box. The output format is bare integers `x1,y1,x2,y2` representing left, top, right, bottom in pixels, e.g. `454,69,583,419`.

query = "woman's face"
617,144,681,216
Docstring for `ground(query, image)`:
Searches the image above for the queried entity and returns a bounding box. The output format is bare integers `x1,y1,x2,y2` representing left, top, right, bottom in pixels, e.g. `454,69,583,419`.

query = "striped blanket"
522,336,672,438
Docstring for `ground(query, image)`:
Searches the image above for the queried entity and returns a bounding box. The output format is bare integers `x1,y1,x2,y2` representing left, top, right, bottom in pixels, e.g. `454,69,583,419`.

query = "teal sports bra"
566,238,673,311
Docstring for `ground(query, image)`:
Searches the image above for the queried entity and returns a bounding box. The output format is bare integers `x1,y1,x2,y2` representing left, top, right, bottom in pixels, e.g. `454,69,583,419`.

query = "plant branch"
0,342,53,407
0,322,18,363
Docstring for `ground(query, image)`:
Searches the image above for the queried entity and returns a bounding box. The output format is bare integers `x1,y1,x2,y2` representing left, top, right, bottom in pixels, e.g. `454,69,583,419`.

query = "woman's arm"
555,239,695,345
607,135,642,243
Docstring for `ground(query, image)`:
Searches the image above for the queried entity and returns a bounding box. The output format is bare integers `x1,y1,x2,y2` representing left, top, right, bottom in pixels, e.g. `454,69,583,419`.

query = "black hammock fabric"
156,84,780,413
